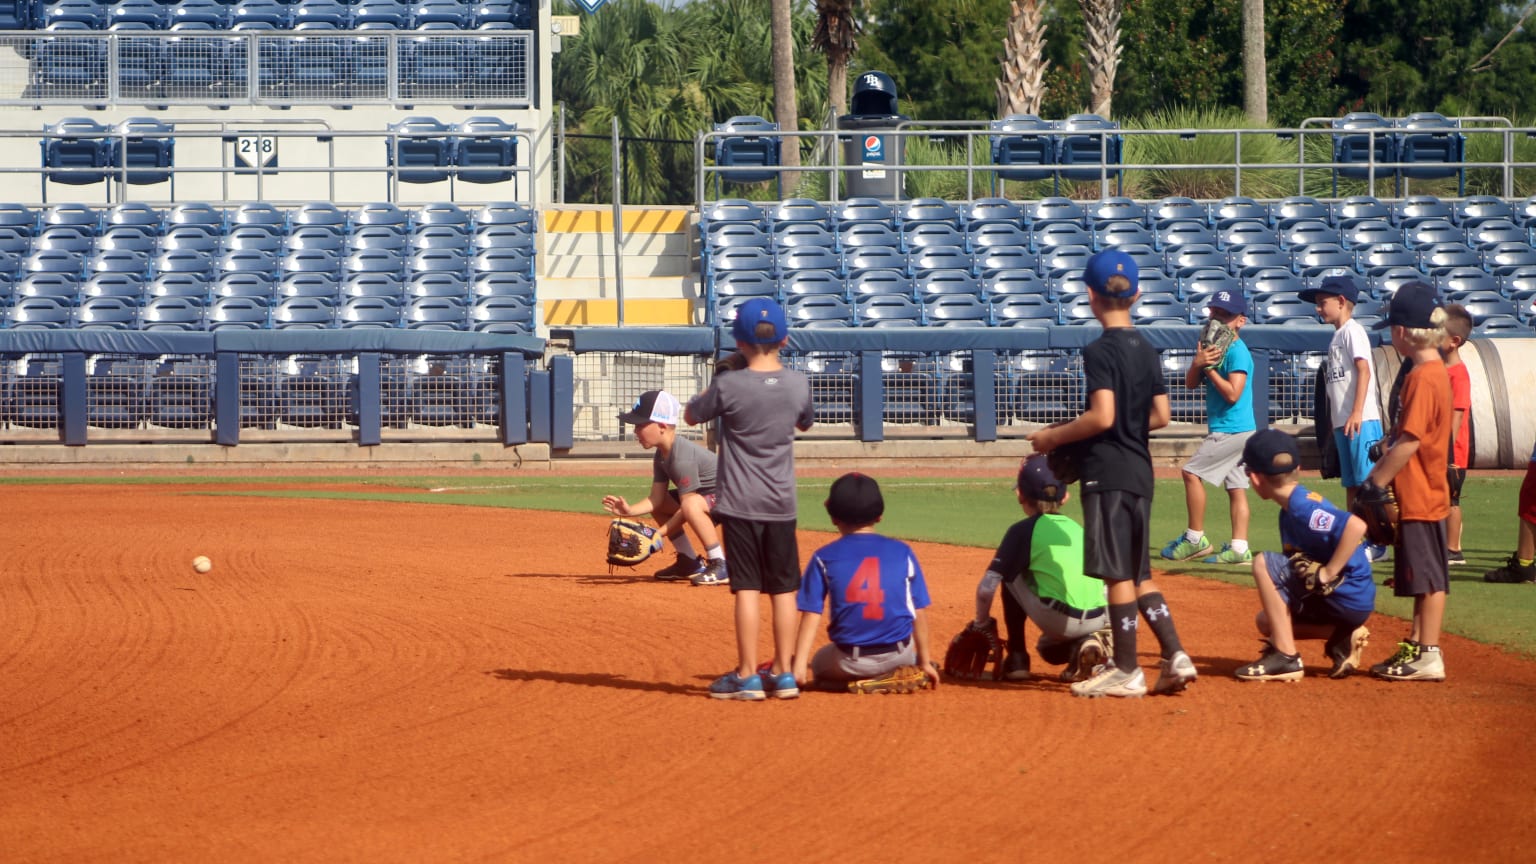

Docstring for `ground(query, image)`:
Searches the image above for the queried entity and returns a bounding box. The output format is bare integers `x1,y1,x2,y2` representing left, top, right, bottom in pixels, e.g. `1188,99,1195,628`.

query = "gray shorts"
1184,431,1254,490
1393,519,1450,597
810,639,916,683
1004,579,1108,649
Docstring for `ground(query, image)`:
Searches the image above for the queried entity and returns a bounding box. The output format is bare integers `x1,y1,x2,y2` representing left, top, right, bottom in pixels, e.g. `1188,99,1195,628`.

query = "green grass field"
9,473,1532,656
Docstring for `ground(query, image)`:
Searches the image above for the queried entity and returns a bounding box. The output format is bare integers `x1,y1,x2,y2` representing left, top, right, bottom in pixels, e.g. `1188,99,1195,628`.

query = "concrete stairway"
538,205,700,328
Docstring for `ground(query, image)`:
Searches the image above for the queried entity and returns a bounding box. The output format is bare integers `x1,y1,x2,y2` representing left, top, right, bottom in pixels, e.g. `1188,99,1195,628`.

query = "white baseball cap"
618,390,681,426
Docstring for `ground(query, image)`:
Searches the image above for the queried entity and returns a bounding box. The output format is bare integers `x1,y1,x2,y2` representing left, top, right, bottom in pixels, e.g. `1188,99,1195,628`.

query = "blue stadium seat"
1342,218,1402,250
1393,195,1455,229
342,272,405,301
1484,242,1536,276
713,269,776,299
86,249,151,281
224,225,284,254
1475,315,1530,334
1452,291,1518,324
1035,222,1094,251
989,114,1055,182
712,115,781,188
909,246,972,278
1243,268,1302,298
899,198,962,229
7,296,72,328
454,116,518,184
843,246,907,279
157,272,219,300
1396,112,1465,195
348,28,395,98
80,272,145,300
786,294,854,328
1211,196,1270,228
207,295,269,329
769,223,835,252
1280,219,1342,249
1255,295,1316,324
990,293,1055,326
1374,267,1426,299
1089,196,1148,228
469,295,533,333
902,222,967,251
387,116,453,184
1332,195,1391,229
1167,243,1227,278
968,222,1030,251
983,269,1047,297
1030,197,1086,228
170,0,230,28
1466,218,1525,250
1157,220,1217,251
776,245,842,277
1292,243,1353,278
769,198,832,229
470,247,532,276
1218,220,1278,250
1274,196,1332,229
1417,242,1479,276
355,200,412,229
111,117,175,186
277,272,339,301
1055,114,1123,185
966,197,1024,229
141,296,205,331
74,296,138,329
975,245,1037,277
1331,112,1395,192
1405,218,1462,249
923,294,989,327
1438,268,1500,299
1149,196,1207,228
339,296,402,329
352,0,409,28
413,202,470,230
1040,244,1092,277
1181,269,1240,301
846,269,911,298
914,270,979,298
1458,195,1517,229
856,294,921,327
274,296,335,329
42,117,112,186
1059,294,1096,324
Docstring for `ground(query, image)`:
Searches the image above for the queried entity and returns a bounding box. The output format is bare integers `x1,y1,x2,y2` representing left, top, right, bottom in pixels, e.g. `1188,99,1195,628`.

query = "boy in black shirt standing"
1027,250,1195,698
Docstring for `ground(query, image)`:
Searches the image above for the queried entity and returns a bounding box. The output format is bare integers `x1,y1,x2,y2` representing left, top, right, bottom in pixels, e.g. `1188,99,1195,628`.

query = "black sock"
1137,592,1184,658
1001,587,1027,654
1110,601,1138,672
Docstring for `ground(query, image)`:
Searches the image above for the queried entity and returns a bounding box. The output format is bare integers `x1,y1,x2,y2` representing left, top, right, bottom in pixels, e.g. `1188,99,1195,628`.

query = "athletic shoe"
689,559,729,586
1365,543,1391,563
760,669,800,700
1160,534,1212,562
1446,549,1467,566
708,670,765,700
1201,542,1254,566
1150,650,1197,695
1070,664,1147,698
653,554,704,582
1483,554,1536,584
1372,643,1446,682
1324,625,1370,679
1234,649,1304,682
1001,651,1031,682
848,665,931,695
1368,640,1420,679
1059,629,1110,683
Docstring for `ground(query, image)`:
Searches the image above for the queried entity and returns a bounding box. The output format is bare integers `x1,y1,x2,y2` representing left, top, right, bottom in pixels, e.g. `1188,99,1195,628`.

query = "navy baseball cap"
731,297,789,344
1084,249,1139,298
1374,280,1441,329
825,472,885,525
1241,428,1301,475
1298,273,1360,304
1206,288,1247,317
1014,454,1067,503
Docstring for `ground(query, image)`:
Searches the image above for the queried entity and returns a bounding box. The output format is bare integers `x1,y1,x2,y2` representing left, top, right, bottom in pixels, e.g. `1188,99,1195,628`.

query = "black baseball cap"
1014,454,1067,503
825,472,885,525
1298,273,1360,304
1241,428,1301,475
1374,280,1442,329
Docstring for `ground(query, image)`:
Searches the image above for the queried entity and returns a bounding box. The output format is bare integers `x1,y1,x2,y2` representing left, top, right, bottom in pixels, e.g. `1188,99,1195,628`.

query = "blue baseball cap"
1298,273,1360,304
1014,454,1067,502
1206,288,1247,317
1374,280,1441,329
731,297,789,344
1241,428,1301,475
1084,250,1138,298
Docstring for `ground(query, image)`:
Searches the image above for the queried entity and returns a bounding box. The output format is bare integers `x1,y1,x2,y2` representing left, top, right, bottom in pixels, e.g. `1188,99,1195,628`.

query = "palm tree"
813,0,859,121
1080,0,1123,117
772,0,802,179
997,0,1048,117
1242,0,1267,124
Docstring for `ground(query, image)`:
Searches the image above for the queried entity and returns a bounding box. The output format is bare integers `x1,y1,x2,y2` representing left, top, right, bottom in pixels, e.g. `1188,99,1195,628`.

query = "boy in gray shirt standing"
686,298,815,700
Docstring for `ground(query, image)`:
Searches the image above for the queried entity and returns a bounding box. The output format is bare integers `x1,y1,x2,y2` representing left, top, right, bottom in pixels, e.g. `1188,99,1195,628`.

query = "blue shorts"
1334,420,1384,489
1259,551,1370,629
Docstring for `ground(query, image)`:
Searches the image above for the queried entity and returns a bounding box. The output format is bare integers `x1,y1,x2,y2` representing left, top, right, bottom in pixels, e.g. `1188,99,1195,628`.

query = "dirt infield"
3,484,1534,863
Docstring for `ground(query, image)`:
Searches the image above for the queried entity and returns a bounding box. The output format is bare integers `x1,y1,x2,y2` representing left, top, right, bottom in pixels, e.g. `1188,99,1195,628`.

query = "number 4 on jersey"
844,557,885,620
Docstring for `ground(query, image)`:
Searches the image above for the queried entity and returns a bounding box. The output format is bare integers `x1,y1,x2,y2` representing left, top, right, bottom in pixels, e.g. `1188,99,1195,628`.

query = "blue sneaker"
760,669,800,700
708,670,765,701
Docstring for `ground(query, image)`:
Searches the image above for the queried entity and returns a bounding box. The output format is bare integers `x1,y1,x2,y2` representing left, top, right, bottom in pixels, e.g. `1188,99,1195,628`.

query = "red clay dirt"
3,483,1534,863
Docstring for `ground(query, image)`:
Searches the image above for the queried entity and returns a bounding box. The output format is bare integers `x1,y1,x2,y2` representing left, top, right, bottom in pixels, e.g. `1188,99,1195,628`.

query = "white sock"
1229,539,1249,554
1185,529,1204,544
673,535,697,558
706,545,725,561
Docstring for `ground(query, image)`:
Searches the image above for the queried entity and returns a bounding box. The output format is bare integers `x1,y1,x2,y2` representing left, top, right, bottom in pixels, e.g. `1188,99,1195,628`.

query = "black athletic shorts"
1393,519,1450,597
719,516,801,595
1081,489,1153,585
1447,466,1466,507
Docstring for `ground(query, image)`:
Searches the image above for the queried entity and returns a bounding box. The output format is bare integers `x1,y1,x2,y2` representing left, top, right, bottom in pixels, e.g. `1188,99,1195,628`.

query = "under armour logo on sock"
1119,615,1138,632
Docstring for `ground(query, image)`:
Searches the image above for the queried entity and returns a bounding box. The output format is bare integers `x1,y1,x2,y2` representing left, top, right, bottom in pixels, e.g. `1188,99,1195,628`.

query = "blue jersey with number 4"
797,533,931,647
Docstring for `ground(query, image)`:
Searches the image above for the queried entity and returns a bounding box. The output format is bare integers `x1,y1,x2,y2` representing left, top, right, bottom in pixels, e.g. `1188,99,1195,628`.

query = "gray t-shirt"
654,435,716,495
687,367,814,520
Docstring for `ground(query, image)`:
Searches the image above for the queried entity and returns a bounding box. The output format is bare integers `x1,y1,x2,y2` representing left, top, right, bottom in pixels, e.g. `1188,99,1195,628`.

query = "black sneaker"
653,555,704,582
690,558,730,586
1001,651,1031,682
1324,625,1370,679
1483,554,1536,584
1234,649,1304,682
1446,549,1467,566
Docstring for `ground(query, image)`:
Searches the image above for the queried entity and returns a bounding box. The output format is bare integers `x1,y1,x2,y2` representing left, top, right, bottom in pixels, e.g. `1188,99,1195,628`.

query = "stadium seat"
1167,243,1227,278
7,296,72,328
990,293,1055,326
975,245,1037,277
1149,197,1207,228
1157,220,1217,251
1089,196,1148,228
80,272,145,300
1331,112,1395,193
1394,195,1455,229
1280,219,1342,249
1418,242,1480,276
1396,112,1465,195
909,246,972,278
74,296,138,329
1484,241,1536,276
786,294,854,328
1218,220,1278,250
856,294,921,327
899,198,963,229
141,296,205,331
902,223,967,251
1354,241,1416,275
968,222,1030,251
42,117,112,186
277,272,339,301
989,114,1055,183
1332,195,1391,229
769,198,832,229
712,115,781,190
776,246,842,277
469,295,534,333
843,246,907,279
711,269,776,298
1438,269,1500,299
387,117,453,184
338,296,401,329
1211,196,1269,228
1275,196,1333,229
1405,218,1462,249
454,116,519,185
770,222,836,251
1466,219,1525,250
207,295,269,329
965,197,1024,229
923,294,988,327
914,270,979,298
1459,195,1517,229
1056,114,1123,185
846,269,911,298
1292,243,1353,277
469,271,532,300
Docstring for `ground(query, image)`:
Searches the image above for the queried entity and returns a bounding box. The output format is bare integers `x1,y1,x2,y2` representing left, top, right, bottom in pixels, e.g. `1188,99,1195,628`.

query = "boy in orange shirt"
1365,282,1452,682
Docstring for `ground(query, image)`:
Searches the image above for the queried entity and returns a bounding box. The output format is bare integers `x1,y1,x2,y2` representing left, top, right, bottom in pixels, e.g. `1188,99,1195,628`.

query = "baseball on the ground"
192,556,212,574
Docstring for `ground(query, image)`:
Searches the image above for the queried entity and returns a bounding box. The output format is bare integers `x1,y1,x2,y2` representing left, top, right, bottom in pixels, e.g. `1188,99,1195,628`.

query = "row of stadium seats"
25,29,527,101
701,195,1536,235
16,0,532,31
4,292,534,331
0,200,535,234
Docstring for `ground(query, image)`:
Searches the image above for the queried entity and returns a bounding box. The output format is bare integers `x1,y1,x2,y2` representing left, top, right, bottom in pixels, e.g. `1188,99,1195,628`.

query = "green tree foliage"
855,0,1013,122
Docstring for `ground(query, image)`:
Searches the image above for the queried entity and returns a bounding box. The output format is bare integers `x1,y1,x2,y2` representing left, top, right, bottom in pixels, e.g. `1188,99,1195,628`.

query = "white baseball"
192,556,212,574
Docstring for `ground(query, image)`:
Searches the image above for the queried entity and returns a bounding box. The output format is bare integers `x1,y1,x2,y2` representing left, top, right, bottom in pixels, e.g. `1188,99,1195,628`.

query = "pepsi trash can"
838,71,907,200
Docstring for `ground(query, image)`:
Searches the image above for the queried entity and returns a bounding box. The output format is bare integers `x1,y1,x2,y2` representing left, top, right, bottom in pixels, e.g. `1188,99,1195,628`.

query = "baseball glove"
943,618,1003,681
606,518,663,567
1287,552,1337,596
1198,317,1237,366
1045,441,1084,486
1351,481,1399,547
714,351,748,376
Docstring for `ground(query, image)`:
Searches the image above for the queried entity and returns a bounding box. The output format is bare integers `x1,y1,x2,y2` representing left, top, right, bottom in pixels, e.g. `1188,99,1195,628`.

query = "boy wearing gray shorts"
1161,289,1256,565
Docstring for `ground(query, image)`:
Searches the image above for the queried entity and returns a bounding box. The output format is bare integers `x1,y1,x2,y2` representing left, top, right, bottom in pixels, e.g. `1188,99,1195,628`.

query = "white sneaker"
1151,650,1197,695
1070,664,1147,698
